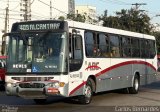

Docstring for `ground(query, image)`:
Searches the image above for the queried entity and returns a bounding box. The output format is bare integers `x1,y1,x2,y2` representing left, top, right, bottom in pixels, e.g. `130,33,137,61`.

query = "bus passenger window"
109,34,120,58
149,40,156,58
98,33,110,57
85,32,95,57
132,38,140,58
122,37,131,57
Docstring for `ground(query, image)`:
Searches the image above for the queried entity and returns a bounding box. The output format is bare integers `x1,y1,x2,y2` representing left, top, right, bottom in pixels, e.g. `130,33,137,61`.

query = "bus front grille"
12,77,53,81
19,83,45,88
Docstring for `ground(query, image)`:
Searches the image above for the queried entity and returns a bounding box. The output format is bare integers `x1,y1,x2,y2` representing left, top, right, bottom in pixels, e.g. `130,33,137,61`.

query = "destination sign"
18,23,61,31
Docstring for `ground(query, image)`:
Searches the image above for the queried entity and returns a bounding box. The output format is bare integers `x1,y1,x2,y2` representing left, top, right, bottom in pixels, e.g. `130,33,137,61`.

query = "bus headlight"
47,82,65,88
47,82,59,88
7,83,12,88
6,83,16,88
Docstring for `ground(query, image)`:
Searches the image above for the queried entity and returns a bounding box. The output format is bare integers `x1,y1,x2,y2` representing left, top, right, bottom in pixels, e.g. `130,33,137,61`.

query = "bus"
4,20,157,104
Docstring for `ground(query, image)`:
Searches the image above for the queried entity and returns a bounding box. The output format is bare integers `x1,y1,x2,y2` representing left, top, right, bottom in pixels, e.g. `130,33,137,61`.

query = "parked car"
0,56,6,90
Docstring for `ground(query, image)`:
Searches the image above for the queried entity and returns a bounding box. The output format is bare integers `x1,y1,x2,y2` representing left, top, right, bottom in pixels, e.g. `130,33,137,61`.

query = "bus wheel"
78,78,94,104
34,99,47,104
128,75,139,94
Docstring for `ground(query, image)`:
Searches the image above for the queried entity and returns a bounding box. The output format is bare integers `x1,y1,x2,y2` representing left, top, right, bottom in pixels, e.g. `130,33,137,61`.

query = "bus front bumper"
5,82,62,99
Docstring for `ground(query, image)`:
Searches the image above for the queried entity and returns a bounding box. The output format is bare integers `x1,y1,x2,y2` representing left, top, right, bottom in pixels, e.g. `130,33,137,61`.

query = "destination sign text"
18,23,61,31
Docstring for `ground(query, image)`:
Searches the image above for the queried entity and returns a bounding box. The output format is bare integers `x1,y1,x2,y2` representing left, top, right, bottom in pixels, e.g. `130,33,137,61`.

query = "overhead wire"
9,3,19,11
0,0,19,2
99,0,132,5
38,0,68,15
30,0,35,5
32,14,50,19
0,16,21,20
114,0,132,5
32,11,50,18
0,13,20,16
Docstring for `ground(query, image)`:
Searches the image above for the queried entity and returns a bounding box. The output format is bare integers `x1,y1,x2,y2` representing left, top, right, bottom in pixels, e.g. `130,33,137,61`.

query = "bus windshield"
7,31,68,74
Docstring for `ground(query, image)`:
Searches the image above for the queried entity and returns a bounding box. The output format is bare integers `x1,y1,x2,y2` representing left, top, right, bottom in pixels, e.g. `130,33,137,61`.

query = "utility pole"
132,3,147,10
24,0,28,21
50,0,52,20
1,0,9,55
4,6,9,34
104,10,108,17
20,0,31,21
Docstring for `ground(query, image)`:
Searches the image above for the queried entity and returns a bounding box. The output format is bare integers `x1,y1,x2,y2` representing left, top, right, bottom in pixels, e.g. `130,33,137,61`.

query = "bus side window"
148,40,156,58
98,33,110,57
109,34,120,58
132,38,140,58
145,40,150,58
122,37,131,57
74,35,83,59
85,31,94,57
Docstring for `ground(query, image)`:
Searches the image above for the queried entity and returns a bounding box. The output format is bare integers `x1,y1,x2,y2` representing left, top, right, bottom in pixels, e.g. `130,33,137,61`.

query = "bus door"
68,29,84,96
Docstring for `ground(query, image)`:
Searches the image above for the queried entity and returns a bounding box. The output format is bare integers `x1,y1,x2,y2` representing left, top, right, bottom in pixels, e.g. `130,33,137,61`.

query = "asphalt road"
0,76,160,112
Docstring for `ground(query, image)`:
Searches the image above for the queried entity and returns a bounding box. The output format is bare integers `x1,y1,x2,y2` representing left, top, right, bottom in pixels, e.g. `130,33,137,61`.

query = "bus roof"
10,20,155,40
67,20,155,40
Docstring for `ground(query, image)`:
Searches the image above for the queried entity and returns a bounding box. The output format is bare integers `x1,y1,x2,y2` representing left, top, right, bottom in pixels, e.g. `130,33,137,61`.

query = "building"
68,0,75,14
75,5,97,24
51,0,75,19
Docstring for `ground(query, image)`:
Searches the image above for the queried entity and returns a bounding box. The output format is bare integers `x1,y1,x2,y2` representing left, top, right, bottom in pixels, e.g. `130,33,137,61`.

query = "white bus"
5,20,157,104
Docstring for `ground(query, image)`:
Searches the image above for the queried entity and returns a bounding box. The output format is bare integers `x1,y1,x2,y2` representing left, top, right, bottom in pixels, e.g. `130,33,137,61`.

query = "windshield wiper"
20,31,29,45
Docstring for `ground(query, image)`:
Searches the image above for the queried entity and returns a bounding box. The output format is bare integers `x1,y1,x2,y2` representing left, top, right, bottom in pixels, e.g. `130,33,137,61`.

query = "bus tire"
78,78,94,104
34,99,47,104
128,75,139,94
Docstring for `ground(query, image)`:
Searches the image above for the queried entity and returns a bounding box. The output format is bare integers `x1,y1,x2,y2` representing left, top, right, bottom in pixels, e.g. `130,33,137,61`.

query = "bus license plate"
47,88,59,93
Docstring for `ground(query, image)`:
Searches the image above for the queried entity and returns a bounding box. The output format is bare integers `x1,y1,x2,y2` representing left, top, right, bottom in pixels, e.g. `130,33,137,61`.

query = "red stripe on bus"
69,60,156,96
69,81,86,96
96,60,156,77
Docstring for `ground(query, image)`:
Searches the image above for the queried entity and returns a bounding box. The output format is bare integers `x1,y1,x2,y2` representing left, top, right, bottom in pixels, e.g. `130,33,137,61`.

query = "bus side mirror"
0,62,2,68
1,33,8,56
1,41,6,56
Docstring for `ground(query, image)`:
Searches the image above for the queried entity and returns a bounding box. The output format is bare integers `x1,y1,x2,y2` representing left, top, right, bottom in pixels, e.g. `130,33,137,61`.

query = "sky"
0,0,160,37
75,0,160,23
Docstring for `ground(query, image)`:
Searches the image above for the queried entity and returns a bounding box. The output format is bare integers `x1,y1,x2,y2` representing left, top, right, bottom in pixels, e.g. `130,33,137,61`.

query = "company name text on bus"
18,23,61,31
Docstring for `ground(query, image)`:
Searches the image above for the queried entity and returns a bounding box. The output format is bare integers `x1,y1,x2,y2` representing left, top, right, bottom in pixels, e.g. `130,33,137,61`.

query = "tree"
58,16,65,21
67,13,86,22
153,31,160,54
100,8,152,34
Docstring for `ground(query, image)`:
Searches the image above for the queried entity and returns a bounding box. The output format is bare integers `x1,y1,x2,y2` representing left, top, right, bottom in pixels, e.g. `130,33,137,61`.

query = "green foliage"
58,16,65,21
153,31,160,54
100,8,152,34
67,14,86,22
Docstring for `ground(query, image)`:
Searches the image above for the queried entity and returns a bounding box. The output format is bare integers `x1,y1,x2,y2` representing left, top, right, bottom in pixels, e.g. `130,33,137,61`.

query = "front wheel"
78,79,94,104
128,75,140,94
